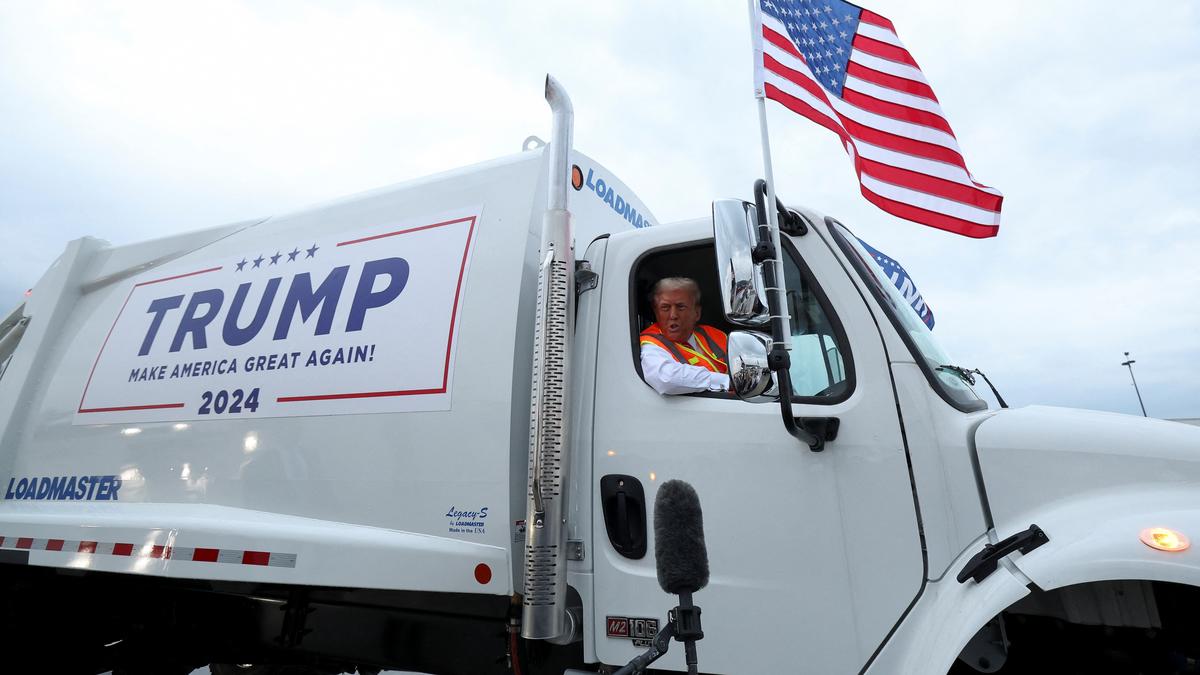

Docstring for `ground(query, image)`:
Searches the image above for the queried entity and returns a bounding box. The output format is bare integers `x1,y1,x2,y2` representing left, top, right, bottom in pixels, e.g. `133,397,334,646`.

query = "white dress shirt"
640,334,731,395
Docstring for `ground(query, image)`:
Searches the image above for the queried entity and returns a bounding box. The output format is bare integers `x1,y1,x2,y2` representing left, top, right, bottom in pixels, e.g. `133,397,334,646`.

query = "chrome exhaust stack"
521,75,577,641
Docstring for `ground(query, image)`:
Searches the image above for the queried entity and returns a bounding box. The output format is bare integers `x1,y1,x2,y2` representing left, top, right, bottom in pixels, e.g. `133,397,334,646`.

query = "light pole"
1120,351,1147,417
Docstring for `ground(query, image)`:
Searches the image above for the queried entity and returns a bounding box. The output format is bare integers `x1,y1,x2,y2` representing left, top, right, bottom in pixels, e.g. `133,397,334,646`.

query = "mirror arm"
753,180,822,452
775,354,824,451
754,179,808,236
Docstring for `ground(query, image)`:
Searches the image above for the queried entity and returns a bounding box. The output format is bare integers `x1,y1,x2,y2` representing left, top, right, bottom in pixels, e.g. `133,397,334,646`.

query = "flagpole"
748,0,792,351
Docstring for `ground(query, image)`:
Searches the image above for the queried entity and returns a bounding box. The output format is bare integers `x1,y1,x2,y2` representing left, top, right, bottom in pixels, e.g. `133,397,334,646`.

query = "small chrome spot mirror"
712,199,769,327
728,331,779,402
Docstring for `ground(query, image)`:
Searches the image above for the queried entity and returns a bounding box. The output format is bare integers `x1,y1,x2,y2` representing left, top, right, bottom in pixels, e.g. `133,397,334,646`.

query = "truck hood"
973,406,1200,531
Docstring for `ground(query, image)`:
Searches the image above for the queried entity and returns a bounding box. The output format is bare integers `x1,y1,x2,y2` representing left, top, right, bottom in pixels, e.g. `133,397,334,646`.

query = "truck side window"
781,244,852,400
630,243,734,397
630,241,850,402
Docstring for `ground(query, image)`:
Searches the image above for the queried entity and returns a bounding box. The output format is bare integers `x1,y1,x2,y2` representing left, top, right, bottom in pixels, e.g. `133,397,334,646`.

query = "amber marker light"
1140,527,1190,552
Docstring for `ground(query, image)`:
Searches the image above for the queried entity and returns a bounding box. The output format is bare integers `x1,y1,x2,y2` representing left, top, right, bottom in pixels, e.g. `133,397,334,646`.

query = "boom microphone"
653,480,709,596
615,480,708,675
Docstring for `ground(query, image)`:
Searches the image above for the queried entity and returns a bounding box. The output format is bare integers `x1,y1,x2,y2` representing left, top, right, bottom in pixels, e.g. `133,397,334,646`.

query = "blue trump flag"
857,238,935,329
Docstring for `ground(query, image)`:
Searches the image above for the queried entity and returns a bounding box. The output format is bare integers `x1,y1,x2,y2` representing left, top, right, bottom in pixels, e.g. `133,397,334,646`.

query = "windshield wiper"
937,365,1008,408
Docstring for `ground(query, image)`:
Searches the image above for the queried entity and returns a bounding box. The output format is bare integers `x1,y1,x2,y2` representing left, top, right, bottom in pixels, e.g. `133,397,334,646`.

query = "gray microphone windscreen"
653,479,709,594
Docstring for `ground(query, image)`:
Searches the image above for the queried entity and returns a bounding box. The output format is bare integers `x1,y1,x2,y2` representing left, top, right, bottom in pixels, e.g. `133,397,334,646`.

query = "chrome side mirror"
728,331,779,402
712,199,769,327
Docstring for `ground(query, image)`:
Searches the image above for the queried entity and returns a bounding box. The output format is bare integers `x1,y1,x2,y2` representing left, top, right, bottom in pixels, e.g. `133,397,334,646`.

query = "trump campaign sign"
74,207,480,424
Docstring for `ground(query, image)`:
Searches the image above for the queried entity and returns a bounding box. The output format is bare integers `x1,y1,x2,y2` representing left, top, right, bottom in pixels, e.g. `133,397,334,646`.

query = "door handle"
601,474,647,559
616,491,629,548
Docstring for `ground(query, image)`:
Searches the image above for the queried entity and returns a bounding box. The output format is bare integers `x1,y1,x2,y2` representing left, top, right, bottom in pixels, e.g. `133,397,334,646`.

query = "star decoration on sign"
235,246,313,271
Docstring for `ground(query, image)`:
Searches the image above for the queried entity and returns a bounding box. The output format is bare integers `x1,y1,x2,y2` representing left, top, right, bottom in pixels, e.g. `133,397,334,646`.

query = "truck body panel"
975,405,1200,589
0,147,651,597
975,406,1200,534
889,362,993,579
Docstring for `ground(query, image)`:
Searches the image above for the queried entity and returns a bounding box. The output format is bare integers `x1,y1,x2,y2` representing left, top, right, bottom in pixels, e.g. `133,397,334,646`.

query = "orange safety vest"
640,324,729,374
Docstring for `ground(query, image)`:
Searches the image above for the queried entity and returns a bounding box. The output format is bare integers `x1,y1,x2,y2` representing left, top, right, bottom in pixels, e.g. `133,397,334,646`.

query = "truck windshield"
827,219,986,412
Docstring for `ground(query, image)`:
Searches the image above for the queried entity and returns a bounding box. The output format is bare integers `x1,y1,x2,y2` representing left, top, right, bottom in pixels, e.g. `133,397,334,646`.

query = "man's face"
653,287,702,343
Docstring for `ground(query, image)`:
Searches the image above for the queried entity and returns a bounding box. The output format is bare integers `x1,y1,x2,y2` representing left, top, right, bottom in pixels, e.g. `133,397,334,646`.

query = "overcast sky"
1,1,1197,419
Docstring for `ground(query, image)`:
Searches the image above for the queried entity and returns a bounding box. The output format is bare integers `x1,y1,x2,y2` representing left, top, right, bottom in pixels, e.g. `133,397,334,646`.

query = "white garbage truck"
1,78,1198,675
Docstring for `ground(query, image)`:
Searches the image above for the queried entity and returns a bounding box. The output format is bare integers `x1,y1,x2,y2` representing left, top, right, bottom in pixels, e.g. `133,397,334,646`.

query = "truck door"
589,220,924,673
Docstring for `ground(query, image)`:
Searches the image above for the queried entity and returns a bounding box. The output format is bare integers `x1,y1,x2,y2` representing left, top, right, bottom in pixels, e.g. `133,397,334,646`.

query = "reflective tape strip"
0,535,297,568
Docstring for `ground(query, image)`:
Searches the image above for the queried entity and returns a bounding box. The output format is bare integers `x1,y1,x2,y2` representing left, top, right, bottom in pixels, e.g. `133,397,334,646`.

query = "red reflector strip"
0,536,296,568
192,547,220,563
241,551,269,566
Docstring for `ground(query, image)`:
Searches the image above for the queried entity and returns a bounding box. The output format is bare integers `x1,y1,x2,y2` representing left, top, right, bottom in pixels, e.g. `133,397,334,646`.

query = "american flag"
754,0,1002,238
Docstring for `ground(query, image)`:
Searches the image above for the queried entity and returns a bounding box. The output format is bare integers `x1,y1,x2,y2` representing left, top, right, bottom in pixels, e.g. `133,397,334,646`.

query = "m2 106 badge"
606,616,659,648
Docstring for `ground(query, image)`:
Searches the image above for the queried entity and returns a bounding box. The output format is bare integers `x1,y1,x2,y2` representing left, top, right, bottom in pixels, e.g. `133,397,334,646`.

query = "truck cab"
566,185,1200,673
573,198,978,672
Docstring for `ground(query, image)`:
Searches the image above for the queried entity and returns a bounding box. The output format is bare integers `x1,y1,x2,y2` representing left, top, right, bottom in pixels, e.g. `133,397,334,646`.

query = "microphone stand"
673,590,703,675
613,592,703,675
611,623,674,675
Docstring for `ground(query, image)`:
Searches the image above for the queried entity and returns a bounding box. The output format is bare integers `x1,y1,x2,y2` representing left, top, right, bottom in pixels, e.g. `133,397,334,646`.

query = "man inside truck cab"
639,277,731,395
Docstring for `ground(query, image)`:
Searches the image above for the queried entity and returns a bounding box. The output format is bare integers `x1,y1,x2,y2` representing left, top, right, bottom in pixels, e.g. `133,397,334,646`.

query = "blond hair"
651,277,701,304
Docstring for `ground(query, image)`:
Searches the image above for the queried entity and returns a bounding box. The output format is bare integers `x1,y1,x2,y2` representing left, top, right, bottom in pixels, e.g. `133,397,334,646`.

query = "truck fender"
1001,483,1200,591
863,534,1031,675
870,485,1200,674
